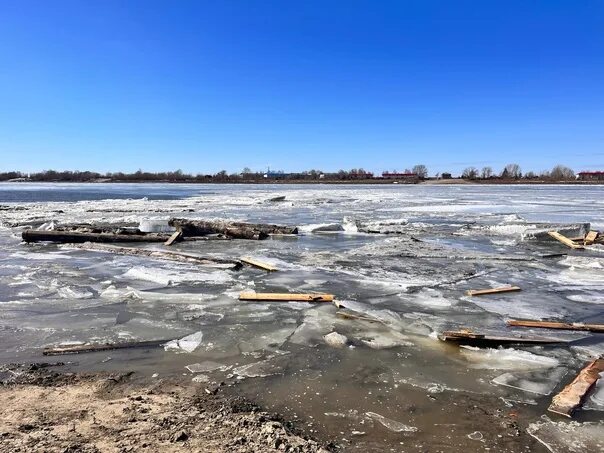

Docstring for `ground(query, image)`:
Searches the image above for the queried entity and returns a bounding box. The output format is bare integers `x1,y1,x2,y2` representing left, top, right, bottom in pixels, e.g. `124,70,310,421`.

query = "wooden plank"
43,339,169,355
439,330,565,347
164,230,182,246
548,231,585,249
466,286,521,296
239,292,333,302
507,319,604,333
240,257,277,272
548,358,604,417
584,231,599,245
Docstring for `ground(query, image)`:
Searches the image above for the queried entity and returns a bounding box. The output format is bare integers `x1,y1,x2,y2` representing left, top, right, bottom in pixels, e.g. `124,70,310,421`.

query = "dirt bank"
0,363,331,453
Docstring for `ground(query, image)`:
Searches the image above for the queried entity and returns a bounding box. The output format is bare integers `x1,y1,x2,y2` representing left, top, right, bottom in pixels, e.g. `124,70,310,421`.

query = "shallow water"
0,182,603,451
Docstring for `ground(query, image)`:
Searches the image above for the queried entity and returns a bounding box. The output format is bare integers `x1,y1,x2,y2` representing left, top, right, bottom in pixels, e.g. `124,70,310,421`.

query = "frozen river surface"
0,182,603,451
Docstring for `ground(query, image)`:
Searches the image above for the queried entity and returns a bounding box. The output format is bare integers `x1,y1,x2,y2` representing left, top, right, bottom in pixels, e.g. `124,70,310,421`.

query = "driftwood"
43,339,169,356
164,230,182,246
466,286,521,296
169,218,298,240
439,330,564,347
240,257,277,271
507,319,604,333
548,358,604,417
548,231,584,250
239,292,333,302
22,229,170,244
67,243,242,269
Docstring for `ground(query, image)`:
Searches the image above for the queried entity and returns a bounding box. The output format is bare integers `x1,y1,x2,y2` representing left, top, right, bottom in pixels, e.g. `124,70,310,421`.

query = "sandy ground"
0,363,331,453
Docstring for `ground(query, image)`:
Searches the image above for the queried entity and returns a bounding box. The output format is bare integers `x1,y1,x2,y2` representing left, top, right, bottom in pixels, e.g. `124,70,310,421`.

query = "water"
0,182,603,451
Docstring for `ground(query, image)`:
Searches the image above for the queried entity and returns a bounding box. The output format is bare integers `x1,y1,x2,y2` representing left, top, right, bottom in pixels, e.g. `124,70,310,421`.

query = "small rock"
171,430,189,442
324,332,348,348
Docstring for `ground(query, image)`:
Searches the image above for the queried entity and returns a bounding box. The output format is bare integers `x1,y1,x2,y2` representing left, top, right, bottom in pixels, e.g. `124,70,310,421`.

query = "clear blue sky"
1,1,603,176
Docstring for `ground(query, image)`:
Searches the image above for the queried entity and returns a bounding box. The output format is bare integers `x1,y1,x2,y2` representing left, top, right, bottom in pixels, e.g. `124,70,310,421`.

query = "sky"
0,0,603,176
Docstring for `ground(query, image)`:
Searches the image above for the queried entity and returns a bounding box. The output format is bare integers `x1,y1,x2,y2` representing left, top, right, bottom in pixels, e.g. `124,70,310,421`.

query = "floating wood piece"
268,195,286,202
164,230,182,246
43,339,169,356
507,319,604,333
239,292,333,302
439,329,565,347
169,218,298,240
584,230,600,245
240,257,277,272
548,231,585,250
22,229,170,244
548,358,604,417
66,243,242,269
466,286,521,296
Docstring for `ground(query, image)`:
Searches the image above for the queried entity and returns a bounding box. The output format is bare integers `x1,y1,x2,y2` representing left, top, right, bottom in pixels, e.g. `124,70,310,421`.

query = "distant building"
578,171,604,181
381,172,419,181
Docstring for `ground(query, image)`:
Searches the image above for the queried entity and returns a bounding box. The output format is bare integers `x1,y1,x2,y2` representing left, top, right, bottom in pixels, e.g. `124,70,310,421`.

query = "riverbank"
0,363,331,453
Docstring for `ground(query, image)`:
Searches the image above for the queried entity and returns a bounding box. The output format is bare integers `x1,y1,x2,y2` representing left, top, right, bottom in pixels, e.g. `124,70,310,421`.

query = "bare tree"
412,164,428,179
502,163,522,179
549,165,575,180
462,167,478,179
480,167,493,179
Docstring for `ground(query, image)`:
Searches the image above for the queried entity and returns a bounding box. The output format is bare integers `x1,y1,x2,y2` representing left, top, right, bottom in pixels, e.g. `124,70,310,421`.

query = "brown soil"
0,363,331,453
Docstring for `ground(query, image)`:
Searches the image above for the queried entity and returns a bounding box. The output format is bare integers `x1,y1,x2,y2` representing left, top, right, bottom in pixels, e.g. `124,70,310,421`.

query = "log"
164,230,182,246
22,229,170,244
169,218,298,240
66,243,242,269
239,292,333,302
548,358,604,417
548,231,585,250
43,339,169,356
507,319,604,333
240,257,277,272
439,330,565,347
466,286,521,296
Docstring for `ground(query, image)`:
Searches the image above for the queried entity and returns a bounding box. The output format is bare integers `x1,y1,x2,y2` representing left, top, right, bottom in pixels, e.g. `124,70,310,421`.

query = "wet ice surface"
1,182,604,451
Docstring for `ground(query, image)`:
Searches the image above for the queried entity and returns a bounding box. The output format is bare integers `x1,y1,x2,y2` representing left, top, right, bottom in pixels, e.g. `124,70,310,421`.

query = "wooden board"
43,339,168,355
164,230,182,246
240,257,277,272
439,330,564,347
507,319,604,333
585,231,599,245
239,292,333,302
548,231,585,249
548,358,604,417
466,286,521,296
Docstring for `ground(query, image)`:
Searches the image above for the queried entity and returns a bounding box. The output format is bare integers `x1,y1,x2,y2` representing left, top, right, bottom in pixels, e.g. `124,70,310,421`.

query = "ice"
566,293,604,304
492,367,568,395
186,361,232,373
460,347,559,370
122,266,232,286
357,330,413,349
56,286,94,299
365,411,417,433
288,306,335,346
138,219,175,233
232,355,289,378
324,332,348,348
585,371,604,411
164,331,203,353
298,223,344,233
409,288,453,308
10,251,71,260
527,419,604,452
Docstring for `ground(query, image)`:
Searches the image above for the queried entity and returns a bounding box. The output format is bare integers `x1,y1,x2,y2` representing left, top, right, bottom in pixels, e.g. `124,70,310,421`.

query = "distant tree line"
460,164,577,181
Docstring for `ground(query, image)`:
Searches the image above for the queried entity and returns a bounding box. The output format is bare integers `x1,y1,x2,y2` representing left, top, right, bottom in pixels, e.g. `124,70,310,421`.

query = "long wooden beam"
548,231,585,249
22,229,170,243
239,292,333,302
548,358,604,417
466,286,521,296
439,330,564,347
240,257,278,272
507,319,604,333
43,339,169,355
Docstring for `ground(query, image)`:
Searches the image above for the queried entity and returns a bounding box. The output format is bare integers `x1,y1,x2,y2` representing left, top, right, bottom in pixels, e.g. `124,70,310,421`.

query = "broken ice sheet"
584,371,604,411
232,355,289,378
527,419,604,453
164,331,203,353
365,411,417,433
186,361,232,373
492,367,568,396
459,346,559,370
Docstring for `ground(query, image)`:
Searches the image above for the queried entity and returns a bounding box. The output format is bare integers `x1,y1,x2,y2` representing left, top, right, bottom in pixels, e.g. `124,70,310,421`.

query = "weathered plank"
164,230,182,246
507,319,604,333
22,229,170,243
466,286,521,296
584,230,600,245
548,358,604,417
239,292,333,302
548,231,585,249
439,330,564,347
240,257,277,272
43,339,168,355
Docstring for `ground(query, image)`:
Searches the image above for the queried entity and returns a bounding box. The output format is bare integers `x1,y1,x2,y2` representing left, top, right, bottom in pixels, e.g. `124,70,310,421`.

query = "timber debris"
507,319,604,333
66,243,242,269
548,357,604,417
438,329,565,347
239,292,334,302
43,339,169,356
164,230,182,246
547,231,585,250
169,218,298,239
466,286,521,296
240,257,278,272
22,229,170,244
